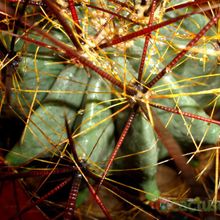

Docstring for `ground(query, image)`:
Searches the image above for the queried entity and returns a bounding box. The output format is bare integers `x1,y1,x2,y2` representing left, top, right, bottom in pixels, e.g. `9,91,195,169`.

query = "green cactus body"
75,72,115,172
155,74,220,146
6,66,89,165
2,0,220,213
112,6,220,200
10,56,65,116
114,109,159,200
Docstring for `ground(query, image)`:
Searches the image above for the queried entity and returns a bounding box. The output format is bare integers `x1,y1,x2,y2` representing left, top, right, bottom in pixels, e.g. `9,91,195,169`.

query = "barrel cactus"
1,0,220,219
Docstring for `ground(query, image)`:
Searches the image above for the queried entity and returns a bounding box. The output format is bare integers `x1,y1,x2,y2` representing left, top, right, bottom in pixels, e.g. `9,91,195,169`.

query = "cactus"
1,0,220,219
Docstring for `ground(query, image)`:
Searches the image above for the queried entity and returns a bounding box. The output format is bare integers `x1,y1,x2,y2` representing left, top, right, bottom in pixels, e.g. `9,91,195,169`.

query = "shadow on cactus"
1,0,220,219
